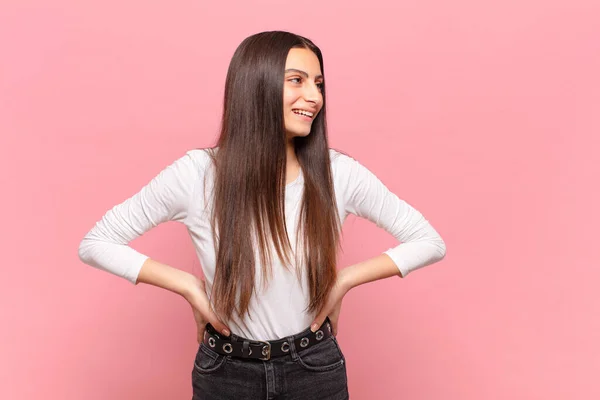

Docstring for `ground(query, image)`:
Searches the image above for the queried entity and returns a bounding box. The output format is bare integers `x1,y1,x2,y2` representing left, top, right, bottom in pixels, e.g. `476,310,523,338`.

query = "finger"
190,295,231,337
196,315,207,334
191,313,222,343
197,326,206,344
310,315,326,333
211,321,230,337
205,308,231,337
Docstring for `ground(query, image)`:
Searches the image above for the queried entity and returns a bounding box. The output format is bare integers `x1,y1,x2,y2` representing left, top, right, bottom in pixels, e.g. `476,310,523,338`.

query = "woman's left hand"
310,268,351,336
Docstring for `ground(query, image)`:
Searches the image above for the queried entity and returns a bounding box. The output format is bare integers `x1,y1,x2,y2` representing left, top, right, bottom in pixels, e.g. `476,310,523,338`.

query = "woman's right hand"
183,275,231,344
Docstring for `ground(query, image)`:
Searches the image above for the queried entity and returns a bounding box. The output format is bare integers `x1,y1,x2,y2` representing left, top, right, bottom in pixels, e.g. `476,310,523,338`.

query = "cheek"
283,88,299,107
283,98,296,111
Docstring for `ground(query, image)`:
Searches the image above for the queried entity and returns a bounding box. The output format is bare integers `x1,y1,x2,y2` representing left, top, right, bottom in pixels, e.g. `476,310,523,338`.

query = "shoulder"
328,147,384,193
329,147,348,164
328,147,362,173
182,147,217,173
328,148,366,195
185,147,215,165
153,148,215,186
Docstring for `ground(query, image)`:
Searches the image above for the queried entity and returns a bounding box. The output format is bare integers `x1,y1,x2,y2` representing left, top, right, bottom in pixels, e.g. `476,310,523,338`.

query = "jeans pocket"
193,342,228,375
295,336,345,372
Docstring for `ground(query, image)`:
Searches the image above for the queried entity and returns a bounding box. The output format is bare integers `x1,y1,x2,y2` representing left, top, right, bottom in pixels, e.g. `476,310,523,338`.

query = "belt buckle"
255,340,271,360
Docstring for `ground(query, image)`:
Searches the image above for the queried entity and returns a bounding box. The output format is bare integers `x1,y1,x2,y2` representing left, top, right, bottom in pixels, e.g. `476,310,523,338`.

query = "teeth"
293,109,314,117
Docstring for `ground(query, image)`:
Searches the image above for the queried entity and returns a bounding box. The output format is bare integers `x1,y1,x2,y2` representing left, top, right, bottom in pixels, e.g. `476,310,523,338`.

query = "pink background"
1,0,599,399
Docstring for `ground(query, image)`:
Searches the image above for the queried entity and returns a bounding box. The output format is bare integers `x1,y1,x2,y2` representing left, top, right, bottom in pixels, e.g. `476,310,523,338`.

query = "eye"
287,77,324,91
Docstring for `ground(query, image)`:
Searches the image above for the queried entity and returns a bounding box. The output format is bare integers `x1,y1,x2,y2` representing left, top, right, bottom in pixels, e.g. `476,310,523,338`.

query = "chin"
289,131,311,139
286,127,312,139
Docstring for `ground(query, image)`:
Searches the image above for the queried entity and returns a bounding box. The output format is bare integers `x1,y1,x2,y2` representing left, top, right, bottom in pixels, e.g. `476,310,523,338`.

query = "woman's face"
283,48,324,140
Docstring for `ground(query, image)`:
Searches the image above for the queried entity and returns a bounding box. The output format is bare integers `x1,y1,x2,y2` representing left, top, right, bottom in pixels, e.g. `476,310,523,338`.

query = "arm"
135,257,198,296
77,149,237,337
77,151,201,289
134,257,231,337
340,253,402,291
339,153,447,289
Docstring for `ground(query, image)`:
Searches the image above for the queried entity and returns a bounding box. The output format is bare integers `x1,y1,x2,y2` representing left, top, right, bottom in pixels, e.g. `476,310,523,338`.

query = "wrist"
180,273,202,301
338,267,354,293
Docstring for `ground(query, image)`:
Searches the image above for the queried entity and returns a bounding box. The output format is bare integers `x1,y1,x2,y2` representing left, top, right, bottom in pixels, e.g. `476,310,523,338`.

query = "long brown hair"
205,31,342,323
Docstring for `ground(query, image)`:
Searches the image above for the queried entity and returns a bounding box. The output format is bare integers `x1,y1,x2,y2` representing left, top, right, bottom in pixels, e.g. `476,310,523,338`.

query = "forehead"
285,48,322,75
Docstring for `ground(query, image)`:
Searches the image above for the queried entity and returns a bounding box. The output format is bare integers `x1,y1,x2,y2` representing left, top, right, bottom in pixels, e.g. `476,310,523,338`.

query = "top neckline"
286,167,303,188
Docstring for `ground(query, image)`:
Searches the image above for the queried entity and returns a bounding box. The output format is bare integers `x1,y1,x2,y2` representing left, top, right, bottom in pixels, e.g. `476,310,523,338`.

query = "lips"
293,111,313,122
292,108,317,123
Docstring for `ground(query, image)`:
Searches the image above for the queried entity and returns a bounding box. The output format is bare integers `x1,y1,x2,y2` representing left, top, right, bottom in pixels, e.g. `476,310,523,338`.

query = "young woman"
78,31,446,400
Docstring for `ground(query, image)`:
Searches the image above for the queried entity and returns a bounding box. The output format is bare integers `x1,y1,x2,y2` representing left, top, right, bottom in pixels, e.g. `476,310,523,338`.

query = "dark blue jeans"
191,320,349,399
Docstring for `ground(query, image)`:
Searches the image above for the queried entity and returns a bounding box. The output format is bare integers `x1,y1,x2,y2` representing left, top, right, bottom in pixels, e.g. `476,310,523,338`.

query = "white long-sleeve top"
78,148,446,340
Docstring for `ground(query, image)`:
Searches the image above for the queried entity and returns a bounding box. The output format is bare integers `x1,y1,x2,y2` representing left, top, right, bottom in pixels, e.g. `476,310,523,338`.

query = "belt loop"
286,336,298,361
242,340,250,357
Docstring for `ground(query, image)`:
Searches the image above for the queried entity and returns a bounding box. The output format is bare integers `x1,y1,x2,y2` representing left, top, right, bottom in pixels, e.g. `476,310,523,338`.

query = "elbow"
77,238,93,265
434,238,447,262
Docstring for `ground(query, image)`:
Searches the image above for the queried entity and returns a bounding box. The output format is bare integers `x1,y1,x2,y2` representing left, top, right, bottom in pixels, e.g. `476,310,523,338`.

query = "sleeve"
340,154,446,278
77,150,200,284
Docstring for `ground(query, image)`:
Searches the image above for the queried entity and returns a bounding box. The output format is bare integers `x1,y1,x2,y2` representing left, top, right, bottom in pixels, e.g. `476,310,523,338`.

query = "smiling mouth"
294,113,313,122
292,109,315,122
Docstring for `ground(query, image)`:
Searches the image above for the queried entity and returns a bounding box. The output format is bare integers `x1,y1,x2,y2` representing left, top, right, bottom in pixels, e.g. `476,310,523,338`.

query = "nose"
303,81,321,105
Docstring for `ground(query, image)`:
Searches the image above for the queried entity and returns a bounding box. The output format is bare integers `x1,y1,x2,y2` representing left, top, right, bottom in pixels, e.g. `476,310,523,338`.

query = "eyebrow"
284,68,323,80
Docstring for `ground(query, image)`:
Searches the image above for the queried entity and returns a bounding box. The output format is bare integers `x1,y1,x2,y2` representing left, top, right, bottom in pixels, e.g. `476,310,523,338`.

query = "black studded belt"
202,316,334,361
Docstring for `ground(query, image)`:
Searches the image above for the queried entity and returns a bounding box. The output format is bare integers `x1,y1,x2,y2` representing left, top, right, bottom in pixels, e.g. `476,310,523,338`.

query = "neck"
286,139,298,166
285,139,301,185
